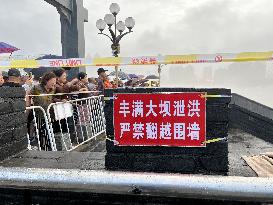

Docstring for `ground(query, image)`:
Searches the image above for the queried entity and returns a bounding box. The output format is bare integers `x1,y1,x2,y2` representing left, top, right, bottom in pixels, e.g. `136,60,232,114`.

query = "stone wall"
0,87,27,161
104,88,231,175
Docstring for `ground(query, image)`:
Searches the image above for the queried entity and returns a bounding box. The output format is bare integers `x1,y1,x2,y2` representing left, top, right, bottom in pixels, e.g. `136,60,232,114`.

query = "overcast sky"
1,0,273,107
2,0,273,55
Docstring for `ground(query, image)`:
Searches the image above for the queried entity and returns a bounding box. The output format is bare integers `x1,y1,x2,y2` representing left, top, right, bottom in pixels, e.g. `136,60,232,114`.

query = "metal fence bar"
96,98,102,132
26,106,55,151
26,133,31,150
100,96,106,130
77,100,85,143
93,98,99,134
64,117,73,148
81,100,89,140
46,109,57,151
70,108,79,145
87,98,95,137
31,108,42,151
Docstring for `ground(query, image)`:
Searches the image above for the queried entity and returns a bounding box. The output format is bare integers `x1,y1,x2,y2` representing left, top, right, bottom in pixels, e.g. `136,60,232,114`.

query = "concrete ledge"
105,153,228,174
230,93,273,143
231,93,273,121
106,140,228,155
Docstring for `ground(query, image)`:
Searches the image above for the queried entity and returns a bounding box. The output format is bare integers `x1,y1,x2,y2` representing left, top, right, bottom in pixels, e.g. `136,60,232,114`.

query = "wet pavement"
0,128,272,177
228,129,273,177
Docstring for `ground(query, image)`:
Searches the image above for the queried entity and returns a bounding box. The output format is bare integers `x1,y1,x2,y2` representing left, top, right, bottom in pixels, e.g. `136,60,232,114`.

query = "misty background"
1,0,273,107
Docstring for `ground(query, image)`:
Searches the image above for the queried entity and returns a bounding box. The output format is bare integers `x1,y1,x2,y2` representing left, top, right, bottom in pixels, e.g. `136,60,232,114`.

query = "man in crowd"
2,68,22,87
97,67,112,93
87,77,97,91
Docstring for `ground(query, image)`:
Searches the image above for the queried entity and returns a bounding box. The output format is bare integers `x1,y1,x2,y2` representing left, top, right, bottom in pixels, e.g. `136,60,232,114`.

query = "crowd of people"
0,67,119,150
0,67,117,104
0,67,159,150
0,67,158,104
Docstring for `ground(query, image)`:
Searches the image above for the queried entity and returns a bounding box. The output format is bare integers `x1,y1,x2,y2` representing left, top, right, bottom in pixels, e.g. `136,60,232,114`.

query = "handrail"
0,167,272,202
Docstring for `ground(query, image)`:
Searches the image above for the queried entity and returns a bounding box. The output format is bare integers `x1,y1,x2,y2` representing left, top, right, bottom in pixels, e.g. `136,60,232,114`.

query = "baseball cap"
97,68,108,74
8,68,21,77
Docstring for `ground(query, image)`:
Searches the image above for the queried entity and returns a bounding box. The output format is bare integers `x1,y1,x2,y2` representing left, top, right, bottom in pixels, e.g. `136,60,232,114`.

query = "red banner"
113,93,206,147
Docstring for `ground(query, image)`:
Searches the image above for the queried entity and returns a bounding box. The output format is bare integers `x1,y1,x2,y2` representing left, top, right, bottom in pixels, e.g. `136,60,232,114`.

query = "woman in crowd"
31,72,56,114
75,72,91,132
30,72,57,150
53,68,80,101
76,72,89,98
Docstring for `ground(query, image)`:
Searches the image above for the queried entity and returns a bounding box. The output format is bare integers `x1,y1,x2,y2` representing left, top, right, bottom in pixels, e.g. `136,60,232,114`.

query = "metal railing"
47,95,106,151
0,167,272,203
27,95,106,151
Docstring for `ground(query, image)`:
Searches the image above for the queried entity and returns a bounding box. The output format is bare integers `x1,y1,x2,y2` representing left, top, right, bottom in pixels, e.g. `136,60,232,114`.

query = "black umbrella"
145,75,159,79
24,55,63,80
128,74,138,79
109,71,129,80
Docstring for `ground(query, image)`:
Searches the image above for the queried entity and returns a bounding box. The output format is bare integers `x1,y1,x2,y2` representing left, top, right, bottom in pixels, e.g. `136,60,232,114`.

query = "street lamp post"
96,3,135,87
158,64,162,87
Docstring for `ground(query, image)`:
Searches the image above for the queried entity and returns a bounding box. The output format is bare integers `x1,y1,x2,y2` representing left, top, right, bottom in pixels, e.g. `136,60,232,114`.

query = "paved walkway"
0,129,272,177
228,129,273,177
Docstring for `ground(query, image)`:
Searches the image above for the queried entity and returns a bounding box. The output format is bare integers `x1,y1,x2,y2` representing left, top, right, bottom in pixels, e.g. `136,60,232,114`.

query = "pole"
115,64,118,87
158,64,162,87
114,15,119,88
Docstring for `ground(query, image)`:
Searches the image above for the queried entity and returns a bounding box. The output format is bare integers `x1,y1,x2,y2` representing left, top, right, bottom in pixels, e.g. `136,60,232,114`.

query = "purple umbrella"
0,42,19,54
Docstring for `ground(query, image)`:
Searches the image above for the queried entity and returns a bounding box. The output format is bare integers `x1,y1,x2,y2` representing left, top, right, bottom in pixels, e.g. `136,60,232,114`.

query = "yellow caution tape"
201,94,231,98
202,137,227,145
1,51,273,68
104,97,114,101
106,137,119,145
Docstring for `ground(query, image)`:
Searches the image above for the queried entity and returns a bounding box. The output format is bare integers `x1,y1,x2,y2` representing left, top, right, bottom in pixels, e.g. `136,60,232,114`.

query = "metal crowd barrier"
26,106,55,151
27,95,106,151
